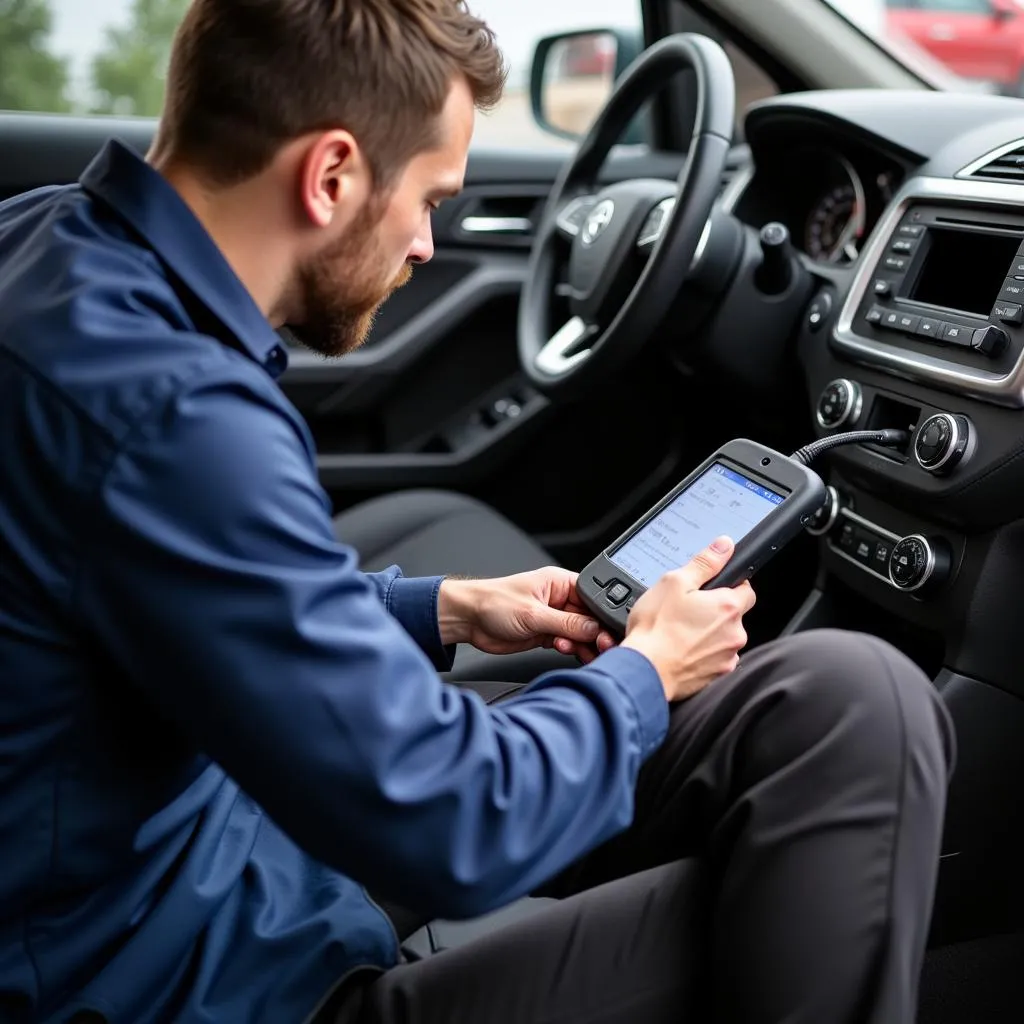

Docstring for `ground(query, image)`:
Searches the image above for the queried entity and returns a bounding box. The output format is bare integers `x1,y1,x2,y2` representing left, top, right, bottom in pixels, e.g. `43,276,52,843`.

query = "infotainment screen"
608,463,787,588
908,228,1019,316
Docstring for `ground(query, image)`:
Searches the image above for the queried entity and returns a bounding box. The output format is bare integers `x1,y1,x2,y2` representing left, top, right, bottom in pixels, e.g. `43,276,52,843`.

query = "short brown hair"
158,0,506,187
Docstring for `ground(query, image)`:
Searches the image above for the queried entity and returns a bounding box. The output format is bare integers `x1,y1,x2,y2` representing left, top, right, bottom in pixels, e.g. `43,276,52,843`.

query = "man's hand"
621,535,756,703
438,568,617,664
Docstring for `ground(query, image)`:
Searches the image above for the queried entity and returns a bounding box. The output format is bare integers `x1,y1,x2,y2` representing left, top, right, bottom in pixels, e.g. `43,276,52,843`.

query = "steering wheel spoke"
534,316,597,377
518,33,736,398
554,195,599,242
636,197,677,252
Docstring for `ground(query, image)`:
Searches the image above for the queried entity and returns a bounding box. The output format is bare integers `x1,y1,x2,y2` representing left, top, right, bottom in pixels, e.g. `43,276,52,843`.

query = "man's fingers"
532,607,600,643
675,535,734,591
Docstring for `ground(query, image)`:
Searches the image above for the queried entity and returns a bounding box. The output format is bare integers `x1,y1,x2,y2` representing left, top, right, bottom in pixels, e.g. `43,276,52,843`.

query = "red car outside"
886,0,1024,95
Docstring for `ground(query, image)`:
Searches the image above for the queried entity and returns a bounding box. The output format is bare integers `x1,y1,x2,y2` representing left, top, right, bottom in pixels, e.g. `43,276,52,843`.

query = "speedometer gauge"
804,156,867,265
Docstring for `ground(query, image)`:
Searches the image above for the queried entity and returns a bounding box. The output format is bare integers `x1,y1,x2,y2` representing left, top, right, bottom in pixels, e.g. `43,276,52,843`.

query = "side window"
470,0,778,150
2,0,778,143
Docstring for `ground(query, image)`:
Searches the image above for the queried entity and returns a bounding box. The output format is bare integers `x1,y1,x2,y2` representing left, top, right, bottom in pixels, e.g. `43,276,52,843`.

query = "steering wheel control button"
888,535,951,595
606,582,631,606
939,322,971,347
972,324,1009,357
555,196,597,238
993,301,1023,325
816,378,862,430
806,291,833,332
914,413,972,475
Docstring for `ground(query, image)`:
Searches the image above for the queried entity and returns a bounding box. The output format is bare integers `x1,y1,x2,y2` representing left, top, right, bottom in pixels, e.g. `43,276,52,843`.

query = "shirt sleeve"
362,569,455,671
75,367,669,919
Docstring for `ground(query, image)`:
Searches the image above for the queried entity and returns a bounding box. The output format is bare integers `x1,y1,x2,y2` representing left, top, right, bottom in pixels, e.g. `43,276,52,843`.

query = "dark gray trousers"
332,629,955,1024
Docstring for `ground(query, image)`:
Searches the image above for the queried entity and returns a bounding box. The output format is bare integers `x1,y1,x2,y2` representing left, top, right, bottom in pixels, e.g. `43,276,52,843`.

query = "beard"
290,201,413,358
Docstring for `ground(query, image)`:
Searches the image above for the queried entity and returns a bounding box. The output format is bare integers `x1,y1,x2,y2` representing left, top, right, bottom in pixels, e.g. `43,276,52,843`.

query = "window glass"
1,1,780,148
829,0,1024,97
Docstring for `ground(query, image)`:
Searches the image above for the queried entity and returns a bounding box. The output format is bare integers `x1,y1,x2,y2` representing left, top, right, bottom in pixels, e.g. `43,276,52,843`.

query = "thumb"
529,605,601,642
677,535,734,590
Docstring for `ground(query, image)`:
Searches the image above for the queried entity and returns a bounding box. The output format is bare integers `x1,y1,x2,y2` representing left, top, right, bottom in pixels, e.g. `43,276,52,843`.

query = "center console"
834,176,1024,405
796,170,1024,945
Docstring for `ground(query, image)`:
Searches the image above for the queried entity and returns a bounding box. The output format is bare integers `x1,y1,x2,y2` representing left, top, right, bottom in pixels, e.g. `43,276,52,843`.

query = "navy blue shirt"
0,140,668,1024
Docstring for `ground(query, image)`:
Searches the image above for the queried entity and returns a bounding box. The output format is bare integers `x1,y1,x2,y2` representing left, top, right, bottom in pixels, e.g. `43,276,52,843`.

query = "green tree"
0,0,70,112
91,0,189,116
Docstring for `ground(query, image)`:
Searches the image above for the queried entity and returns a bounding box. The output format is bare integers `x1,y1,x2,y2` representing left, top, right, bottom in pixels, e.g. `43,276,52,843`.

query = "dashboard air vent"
968,143,1024,183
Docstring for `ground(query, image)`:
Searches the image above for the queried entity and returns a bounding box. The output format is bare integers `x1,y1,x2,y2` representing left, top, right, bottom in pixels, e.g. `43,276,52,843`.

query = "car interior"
4,0,1024,1019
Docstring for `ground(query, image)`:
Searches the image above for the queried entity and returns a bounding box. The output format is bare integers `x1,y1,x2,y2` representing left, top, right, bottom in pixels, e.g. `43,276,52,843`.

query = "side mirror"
992,0,1017,21
529,29,645,143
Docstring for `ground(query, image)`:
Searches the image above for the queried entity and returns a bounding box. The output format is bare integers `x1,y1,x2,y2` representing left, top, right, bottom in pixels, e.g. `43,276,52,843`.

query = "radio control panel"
833,176,1024,408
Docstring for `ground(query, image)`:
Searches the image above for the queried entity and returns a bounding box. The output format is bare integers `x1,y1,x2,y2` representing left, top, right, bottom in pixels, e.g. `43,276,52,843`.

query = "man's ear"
298,130,369,229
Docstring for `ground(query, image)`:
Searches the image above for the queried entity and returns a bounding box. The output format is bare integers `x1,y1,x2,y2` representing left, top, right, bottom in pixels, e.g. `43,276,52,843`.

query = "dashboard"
731,140,904,265
707,86,1024,696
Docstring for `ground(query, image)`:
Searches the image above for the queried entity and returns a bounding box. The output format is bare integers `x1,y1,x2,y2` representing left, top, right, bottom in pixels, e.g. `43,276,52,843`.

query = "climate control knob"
888,534,951,594
804,485,841,536
914,413,972,475
816,379,862,430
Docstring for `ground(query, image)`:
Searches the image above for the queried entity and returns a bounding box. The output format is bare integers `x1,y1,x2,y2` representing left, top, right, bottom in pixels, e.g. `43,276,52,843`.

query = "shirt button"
265,346,287,375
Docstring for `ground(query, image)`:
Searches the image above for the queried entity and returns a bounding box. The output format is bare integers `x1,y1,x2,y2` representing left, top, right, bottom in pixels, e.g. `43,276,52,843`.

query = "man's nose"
408,219,434,265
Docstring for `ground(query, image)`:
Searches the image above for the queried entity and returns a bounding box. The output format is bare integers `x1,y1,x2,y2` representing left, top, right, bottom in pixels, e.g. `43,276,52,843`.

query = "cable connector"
790,429,910,466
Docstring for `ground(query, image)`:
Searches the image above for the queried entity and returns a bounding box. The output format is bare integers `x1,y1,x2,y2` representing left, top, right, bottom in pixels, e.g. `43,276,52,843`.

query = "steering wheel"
518,34,736,399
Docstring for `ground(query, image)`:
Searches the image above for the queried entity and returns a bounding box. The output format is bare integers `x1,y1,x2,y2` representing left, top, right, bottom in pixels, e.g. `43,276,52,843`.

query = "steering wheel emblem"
581,199,615,246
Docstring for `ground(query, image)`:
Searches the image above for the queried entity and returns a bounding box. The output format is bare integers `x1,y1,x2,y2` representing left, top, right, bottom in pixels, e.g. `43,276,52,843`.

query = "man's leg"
337,859,710,1024
338,629,953,1023
537,628,955,1023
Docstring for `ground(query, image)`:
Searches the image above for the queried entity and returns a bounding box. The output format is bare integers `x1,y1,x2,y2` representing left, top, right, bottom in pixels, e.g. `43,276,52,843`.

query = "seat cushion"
333,489,554,580
333,489,580,684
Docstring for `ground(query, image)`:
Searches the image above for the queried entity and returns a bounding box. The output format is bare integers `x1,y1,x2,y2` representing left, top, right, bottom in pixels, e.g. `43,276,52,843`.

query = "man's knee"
749,629,955,783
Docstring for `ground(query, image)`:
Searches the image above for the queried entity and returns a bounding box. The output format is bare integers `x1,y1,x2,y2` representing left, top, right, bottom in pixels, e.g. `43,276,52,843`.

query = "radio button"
854,537,874,565
898,224,924,238
916,317,943,338
883,255,909,271
939,322,971,347
1011,257,1024,277
873,540,893,569
993,301,1023,325
891,239,915,255
999,278,1024,302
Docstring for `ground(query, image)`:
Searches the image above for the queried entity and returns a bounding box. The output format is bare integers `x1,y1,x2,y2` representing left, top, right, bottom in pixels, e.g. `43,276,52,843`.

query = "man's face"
294,78,474,357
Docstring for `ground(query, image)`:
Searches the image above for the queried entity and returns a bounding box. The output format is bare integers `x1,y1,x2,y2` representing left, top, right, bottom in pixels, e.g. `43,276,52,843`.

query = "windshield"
824,0,1024,95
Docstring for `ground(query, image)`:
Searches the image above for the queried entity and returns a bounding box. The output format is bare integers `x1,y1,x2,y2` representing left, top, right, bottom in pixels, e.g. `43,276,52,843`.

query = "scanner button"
606,582,631,606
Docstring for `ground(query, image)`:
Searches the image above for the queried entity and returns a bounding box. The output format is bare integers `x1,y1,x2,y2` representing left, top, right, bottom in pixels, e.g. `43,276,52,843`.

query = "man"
0,2,954,1023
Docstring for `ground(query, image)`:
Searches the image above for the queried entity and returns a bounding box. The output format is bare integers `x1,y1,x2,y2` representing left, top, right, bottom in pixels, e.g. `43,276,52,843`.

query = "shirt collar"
79,139,288,376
